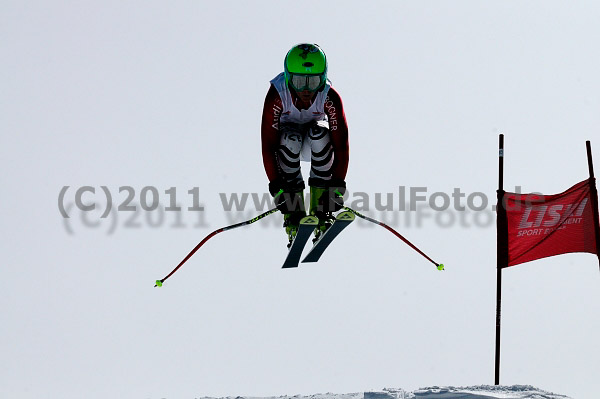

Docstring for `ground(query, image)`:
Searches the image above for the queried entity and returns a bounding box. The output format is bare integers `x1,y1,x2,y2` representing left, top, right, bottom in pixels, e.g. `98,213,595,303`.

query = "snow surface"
201,386,571,399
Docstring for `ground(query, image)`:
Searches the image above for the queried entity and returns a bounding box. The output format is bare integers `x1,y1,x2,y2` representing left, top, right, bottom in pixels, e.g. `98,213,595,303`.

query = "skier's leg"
307,123,336,239
277,123,307,244
278,124,306,187
308,185,335,241
283,198,306,246
307,122,334,181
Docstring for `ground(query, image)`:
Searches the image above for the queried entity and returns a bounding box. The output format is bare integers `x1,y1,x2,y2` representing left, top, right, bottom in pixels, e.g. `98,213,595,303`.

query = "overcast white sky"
2,1,599,398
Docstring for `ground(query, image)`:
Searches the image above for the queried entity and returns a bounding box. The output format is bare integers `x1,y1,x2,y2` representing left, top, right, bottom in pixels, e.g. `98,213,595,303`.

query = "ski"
302,210,355,263
281,215,319,268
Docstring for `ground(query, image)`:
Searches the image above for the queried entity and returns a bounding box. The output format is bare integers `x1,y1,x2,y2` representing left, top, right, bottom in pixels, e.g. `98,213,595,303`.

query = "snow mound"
210,386,572,399
370,385,571,399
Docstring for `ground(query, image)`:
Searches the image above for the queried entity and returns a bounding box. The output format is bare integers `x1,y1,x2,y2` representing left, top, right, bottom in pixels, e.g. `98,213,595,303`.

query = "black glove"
269,178,305,214
309,177,347,213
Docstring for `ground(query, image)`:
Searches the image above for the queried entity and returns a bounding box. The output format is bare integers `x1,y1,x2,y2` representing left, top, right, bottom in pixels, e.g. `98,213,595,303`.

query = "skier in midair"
154,46,441,282
261,43,350,246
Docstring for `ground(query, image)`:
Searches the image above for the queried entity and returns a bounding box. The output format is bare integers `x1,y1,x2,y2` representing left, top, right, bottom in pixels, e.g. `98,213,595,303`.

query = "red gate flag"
497,178,599,268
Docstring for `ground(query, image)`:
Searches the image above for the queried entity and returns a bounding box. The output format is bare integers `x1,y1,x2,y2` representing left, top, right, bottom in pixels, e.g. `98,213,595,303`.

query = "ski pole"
155,207,280,287
341,200,444,270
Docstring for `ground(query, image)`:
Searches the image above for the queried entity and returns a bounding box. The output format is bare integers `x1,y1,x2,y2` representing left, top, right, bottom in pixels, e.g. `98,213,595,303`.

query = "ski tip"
437,263,445,271
155,280,163,287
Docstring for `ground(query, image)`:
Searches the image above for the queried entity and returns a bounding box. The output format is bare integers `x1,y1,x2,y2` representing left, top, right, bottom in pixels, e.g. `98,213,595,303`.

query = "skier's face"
297,89,316,104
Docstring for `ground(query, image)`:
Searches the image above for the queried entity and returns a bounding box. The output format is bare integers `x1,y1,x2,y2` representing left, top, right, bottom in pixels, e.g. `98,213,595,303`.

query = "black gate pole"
495,134,507,385
586,141,600,269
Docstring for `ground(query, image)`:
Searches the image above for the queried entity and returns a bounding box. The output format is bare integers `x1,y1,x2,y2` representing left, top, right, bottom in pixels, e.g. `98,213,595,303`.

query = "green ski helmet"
284,43,328,92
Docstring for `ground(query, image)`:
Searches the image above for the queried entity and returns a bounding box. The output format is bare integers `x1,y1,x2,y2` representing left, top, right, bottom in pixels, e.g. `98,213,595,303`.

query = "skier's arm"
261,85,283,182
325,87,349,180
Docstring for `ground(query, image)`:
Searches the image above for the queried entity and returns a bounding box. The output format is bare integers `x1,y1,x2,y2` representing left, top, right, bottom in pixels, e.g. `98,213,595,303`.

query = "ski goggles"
289,73,325,92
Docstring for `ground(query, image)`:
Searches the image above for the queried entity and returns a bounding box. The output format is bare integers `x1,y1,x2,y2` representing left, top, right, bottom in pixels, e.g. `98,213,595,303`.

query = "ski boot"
269,178,307,248
283,210,307,248
309,186,336,242
308,177,347,242
312,211,335,243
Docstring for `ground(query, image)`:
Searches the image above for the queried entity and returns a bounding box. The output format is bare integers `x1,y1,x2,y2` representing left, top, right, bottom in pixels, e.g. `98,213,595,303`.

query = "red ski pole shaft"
343,206,444,270
155,208,279,286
